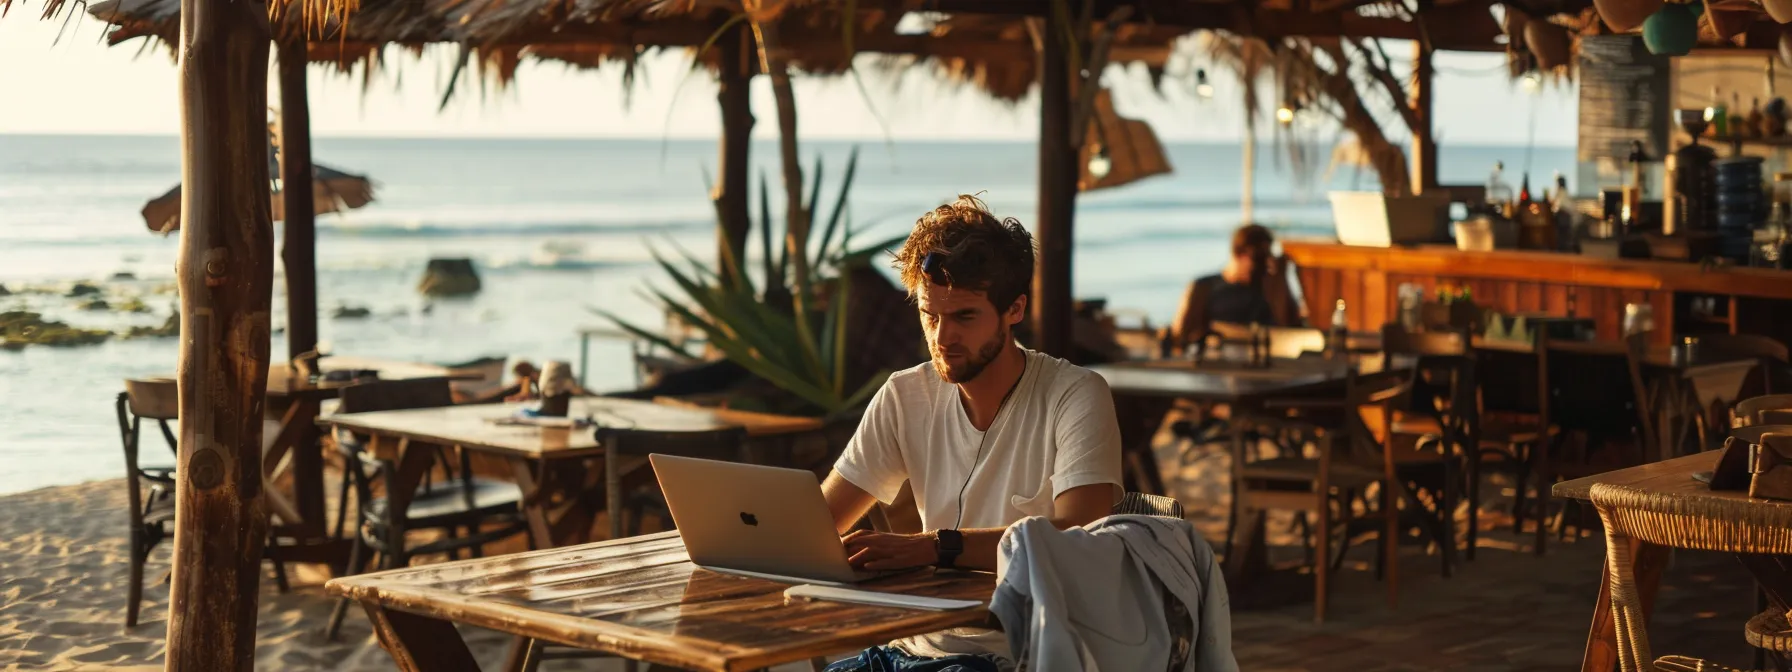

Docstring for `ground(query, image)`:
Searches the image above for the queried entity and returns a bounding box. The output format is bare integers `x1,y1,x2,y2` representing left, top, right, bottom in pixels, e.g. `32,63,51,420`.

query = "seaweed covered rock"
123,313,179,339
0,311,111,348
66,282,101,298
417,258,482,297
78,299,110,311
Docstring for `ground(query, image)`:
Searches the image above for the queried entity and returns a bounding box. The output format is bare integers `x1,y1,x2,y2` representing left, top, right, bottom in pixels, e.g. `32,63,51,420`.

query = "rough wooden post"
1409,40,1437,195
276,37,325,531
1034,9,1077,358
278,38,318,362
714,25,755,282
167,0,274,666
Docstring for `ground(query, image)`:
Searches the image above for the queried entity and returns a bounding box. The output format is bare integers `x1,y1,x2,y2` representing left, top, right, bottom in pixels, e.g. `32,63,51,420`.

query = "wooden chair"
1233,369,1410,623
595,425,752,539
1378,324,1477,574
1734,394,1792,428
325,377,529,640
1700,333,1792,397
116,378,291,627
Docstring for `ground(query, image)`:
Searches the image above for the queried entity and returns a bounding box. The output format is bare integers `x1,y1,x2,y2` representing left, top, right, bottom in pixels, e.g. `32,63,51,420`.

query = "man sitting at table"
820,195,1125,670
1167,223,1305,352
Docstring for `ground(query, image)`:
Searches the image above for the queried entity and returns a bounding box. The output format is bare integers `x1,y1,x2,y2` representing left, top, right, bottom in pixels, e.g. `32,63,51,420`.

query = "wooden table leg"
362,602,481,672
1580,538,1669,672
263,399,321,534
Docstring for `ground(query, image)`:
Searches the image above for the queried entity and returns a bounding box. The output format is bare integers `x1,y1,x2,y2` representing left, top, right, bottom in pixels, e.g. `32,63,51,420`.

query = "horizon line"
0,130,1580,148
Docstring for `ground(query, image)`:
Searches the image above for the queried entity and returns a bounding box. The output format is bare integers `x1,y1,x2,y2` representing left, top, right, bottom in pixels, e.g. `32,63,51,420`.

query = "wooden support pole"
714,25,755,282
278,39,318,361
167,0,274,666
1410,40,1437,195
276,38,325,531
1034,8,1077,358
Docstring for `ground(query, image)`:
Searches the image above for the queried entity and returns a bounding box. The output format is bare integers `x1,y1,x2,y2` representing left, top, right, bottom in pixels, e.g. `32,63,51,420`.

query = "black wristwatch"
934,529,963,569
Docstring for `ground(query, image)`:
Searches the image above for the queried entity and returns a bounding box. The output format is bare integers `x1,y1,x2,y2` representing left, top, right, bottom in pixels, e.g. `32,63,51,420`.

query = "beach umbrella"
140,161,375,234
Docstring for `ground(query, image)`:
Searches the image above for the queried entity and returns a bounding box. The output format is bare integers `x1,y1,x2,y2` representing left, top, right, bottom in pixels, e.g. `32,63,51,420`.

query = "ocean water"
0,134,1577,494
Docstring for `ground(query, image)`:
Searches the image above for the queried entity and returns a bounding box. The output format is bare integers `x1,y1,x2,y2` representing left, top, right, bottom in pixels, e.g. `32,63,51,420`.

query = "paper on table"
782,584,983,611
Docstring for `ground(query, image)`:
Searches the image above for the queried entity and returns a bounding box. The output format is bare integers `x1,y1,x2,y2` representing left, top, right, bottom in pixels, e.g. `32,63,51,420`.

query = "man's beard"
932,324,1008,384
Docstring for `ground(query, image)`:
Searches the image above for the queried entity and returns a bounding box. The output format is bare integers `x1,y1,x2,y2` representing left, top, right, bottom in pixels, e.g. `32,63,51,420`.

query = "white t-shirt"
835,347,1125,531
833,347,1125,662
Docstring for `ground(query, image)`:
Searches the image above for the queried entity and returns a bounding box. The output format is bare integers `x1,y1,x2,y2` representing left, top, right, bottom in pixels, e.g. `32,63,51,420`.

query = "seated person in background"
819,195,1124,671
1168,223,1305,352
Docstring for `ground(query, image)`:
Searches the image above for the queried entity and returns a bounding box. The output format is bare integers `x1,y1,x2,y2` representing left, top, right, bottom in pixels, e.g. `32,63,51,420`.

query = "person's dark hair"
893,195,1036,312
1231,223,1275,258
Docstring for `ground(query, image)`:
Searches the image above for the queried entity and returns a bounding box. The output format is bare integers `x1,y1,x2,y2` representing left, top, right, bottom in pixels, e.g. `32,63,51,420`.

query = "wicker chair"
1589,480,1792,672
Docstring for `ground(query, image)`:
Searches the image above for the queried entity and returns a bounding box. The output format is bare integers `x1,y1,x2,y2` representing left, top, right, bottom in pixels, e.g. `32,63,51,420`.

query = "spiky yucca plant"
598,147,906,418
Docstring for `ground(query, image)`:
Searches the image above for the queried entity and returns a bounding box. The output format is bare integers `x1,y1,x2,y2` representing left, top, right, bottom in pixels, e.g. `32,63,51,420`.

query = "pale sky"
0,12,1578,144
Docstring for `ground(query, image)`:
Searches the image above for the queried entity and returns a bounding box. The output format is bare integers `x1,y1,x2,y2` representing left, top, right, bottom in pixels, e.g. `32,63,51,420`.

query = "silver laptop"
650,453,885,585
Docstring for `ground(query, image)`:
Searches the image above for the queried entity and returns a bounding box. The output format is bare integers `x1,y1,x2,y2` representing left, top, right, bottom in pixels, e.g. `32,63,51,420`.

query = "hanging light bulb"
1194,68,1214,100
1521,70,1543,93
1088,144,1112,180
1276,105,1296,125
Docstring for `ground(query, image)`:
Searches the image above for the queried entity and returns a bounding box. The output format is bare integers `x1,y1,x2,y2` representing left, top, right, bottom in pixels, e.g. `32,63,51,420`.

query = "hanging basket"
1595,0,1665,32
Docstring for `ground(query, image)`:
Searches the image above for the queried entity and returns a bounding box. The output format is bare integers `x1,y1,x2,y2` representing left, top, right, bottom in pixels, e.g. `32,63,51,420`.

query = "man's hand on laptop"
841,530,936,570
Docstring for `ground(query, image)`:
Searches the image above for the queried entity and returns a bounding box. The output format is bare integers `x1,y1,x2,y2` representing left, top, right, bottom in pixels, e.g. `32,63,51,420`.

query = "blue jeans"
823,646,1004,672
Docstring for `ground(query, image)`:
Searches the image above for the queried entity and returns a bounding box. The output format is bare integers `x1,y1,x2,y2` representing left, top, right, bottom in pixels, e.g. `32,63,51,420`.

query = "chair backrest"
337,377,456,415
1735,395,1792,427
1111,492,1184,519
596,425,750,461
124,378,179,420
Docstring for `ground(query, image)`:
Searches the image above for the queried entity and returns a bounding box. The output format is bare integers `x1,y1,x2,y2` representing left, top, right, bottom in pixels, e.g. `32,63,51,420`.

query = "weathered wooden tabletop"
326,531,997,672
266,355,471,400
320,396,825,460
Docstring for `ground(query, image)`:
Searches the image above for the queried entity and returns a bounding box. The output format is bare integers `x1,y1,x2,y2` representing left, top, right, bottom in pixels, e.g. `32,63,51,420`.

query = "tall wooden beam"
276,38,325,531
278,40,318,361
1410,40,1437,194
167,0,274,666
714,25,754,280
1034,10,1076,358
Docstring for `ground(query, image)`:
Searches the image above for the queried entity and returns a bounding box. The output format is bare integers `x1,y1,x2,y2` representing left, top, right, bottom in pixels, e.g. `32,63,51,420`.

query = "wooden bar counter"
1283,240,1792,345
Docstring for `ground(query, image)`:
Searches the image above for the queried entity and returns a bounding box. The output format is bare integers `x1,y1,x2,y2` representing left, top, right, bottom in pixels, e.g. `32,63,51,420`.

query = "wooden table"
325,531,996,672
319,397,825,548
1092,357,1368,582
1092,356,1363,494
1475,339,1757,462
1554,451,1792,672
260,356,471,542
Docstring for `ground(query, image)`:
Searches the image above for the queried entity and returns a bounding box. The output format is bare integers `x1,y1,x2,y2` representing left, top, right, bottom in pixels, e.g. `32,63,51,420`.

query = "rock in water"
418,258,482,297
333,305,372,320
66,282,101,298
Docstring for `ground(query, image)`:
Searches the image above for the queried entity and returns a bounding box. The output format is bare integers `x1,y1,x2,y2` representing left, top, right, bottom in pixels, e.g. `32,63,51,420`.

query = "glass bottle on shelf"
1485,161,1514,214
1710,86,1728,138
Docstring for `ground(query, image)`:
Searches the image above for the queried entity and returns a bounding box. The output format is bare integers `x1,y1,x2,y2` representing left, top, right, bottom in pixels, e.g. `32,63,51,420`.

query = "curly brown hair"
892,195,1036,312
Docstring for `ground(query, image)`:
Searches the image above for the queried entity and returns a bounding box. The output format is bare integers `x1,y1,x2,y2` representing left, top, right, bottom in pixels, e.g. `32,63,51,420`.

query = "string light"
1276,105,1296,125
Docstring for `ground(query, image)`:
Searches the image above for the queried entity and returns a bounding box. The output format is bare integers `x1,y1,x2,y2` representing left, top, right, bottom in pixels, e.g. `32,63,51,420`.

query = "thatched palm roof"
40,0,1542,102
